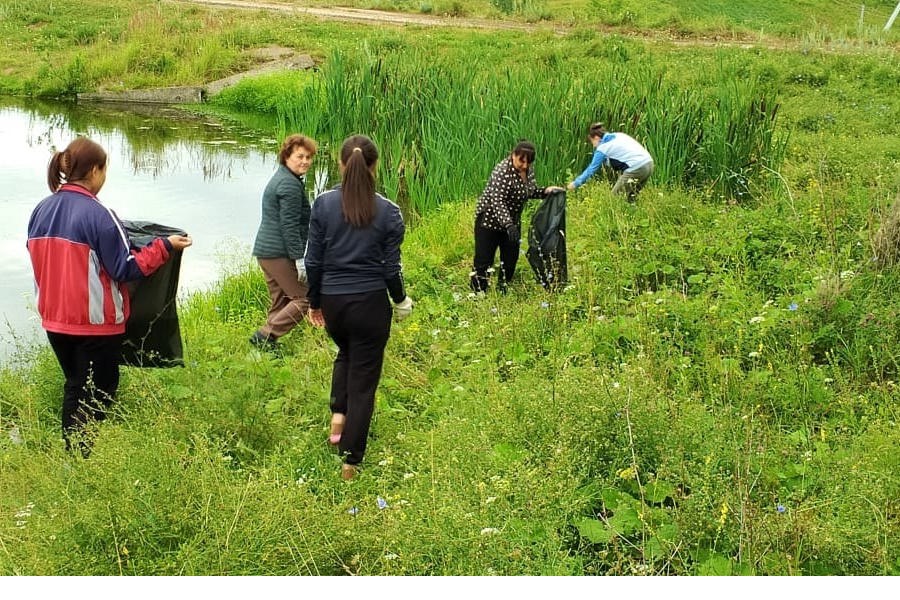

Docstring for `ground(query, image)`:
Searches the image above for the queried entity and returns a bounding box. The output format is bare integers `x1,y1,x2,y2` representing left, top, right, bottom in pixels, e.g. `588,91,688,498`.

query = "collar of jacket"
59,183,98,200
279,163,306,185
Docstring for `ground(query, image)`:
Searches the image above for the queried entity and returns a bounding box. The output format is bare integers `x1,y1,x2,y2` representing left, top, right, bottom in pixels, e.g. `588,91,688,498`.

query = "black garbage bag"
120,221,187,368
526,190,568,290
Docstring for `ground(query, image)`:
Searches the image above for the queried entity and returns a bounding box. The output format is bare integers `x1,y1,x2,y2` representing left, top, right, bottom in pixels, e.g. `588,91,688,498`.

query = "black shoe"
249,330,279,352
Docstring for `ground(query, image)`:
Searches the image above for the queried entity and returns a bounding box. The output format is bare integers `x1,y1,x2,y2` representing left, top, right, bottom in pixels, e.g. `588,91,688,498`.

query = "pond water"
0,98,324,364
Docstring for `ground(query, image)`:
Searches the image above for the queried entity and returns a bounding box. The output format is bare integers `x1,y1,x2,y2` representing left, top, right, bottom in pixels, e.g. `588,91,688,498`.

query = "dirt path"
170,0,805,51
172,0,900,55
173,0,555,32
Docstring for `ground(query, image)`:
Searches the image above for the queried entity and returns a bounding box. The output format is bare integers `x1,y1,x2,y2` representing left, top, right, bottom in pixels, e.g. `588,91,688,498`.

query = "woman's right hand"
167,234,193,250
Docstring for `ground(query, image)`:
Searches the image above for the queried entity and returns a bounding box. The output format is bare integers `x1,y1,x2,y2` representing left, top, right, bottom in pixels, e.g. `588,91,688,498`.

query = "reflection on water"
0,98,330,362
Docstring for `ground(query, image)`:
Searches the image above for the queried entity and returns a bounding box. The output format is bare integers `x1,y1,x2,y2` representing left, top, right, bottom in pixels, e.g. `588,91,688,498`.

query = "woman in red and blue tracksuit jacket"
26,137,193,454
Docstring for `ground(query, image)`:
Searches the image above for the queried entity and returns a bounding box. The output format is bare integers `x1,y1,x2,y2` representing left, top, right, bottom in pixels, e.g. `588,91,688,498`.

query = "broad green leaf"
574,518,613,544
644,536,666,560
491,442,526,463
643,480,676,503
697,554,733,576
608,505,641,535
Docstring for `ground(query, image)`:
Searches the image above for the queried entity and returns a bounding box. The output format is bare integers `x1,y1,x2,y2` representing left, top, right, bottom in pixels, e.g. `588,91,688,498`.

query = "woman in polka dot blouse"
471,140,564,293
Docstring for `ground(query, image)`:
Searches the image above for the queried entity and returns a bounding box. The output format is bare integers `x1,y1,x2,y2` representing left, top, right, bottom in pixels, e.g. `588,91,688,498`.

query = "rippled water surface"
0,99,309,362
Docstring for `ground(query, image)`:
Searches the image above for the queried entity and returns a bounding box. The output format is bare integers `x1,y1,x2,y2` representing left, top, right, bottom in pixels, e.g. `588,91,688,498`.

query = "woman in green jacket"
250,134,318,350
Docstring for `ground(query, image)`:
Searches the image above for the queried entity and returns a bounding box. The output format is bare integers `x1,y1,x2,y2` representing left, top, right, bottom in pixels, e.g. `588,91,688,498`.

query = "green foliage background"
0,0,898,576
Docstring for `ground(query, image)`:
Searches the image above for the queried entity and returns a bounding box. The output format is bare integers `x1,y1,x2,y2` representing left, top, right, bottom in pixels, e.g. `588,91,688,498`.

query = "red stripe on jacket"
26,185,171,336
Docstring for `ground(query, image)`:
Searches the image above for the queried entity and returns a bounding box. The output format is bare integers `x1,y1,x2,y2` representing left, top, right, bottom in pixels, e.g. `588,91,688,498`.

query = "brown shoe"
341,463,358,481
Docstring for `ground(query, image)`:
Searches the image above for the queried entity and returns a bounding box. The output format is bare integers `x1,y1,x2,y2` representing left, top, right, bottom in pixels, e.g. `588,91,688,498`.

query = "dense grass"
1,0,899,576
2,184,898,575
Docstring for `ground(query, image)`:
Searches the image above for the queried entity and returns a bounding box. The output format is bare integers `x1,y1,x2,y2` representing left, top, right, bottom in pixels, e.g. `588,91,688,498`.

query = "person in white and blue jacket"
567,122,654,201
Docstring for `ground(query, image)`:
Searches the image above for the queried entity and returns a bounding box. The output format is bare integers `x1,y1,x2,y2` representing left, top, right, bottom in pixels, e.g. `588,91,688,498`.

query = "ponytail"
339,135,378,228
47,137,107,193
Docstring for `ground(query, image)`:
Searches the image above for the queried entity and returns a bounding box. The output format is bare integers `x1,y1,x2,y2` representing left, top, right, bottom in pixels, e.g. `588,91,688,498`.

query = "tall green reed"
269,48,786,214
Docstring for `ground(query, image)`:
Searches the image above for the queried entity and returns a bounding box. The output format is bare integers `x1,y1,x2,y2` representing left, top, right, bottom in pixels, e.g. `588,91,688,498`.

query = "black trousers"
321,290,392,466
471,220,520,293
46,332,123,451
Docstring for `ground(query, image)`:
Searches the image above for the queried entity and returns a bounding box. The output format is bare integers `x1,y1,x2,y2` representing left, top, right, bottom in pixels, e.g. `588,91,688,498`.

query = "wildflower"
617,466,636,480
384,553,399,560
8,425,22,445
485,496,497,504
347,507,359,515
776,504,786,514
403,472,415,480
458,320,470,328
717,500,730,529
490,307,498,315
377,497,388,510
748,316,764,325
748,351,761,358
480,527,500,536
453,385,464,392
611,381,620,389
788,302,798,311
541,301,550,309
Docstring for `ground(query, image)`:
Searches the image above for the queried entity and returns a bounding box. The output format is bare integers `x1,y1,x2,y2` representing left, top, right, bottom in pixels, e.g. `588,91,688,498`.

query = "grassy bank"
2,183,898,574
1,0,899,576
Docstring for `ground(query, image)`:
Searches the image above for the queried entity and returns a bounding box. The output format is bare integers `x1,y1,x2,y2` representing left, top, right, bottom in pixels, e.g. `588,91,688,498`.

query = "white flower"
748,316,765,325
748,351,760,358
480,527,500,535
8,426,23,445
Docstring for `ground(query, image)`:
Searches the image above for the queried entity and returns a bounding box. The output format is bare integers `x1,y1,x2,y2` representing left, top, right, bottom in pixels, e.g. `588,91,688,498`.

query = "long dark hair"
512,140,536,164
339,135,378,228
47,137,107,192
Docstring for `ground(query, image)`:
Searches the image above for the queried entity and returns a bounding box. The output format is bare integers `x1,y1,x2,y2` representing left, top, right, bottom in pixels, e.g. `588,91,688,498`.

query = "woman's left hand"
307,308,325,328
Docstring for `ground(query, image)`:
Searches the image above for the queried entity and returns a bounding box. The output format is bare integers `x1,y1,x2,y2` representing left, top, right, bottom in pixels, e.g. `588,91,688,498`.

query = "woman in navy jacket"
27,137,192,454
305,135,412,480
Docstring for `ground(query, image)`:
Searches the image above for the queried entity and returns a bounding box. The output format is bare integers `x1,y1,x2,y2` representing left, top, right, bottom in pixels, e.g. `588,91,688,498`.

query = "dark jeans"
321,290,392,466
471,220,519,293
46,332,123,452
